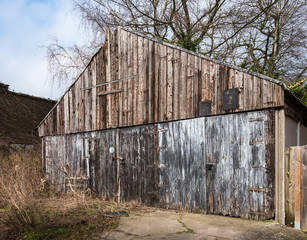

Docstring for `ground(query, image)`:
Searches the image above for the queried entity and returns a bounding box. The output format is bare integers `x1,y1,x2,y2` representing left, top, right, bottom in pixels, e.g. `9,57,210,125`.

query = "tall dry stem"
0,149,44,231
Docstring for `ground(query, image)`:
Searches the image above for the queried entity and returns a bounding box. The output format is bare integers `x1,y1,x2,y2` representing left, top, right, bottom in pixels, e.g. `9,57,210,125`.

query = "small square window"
223,88,239,110
199,101,212,117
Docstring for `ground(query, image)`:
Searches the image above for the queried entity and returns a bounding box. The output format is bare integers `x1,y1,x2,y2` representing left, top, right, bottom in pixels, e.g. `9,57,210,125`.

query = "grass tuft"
0,150,122,240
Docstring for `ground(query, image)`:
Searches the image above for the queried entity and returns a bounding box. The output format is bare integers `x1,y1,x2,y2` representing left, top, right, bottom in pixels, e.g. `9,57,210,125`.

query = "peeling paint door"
157,110,275,219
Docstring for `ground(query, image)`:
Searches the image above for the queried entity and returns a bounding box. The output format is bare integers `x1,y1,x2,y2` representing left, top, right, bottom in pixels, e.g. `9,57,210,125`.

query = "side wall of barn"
43,109,276,220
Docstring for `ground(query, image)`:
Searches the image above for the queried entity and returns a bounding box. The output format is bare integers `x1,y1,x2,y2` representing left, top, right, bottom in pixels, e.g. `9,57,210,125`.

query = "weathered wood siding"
285,145,307,229
43,109,275,219
38,28,284,137
157,109,275,219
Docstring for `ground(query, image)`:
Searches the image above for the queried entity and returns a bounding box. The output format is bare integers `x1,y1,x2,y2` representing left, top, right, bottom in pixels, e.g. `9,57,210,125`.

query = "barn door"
117,125,159,204
247,114,274,220
156,110,275,219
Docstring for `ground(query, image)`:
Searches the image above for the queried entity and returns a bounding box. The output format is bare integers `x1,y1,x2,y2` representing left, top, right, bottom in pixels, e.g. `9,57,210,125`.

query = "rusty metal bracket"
249,188,269,192
112,157,125,161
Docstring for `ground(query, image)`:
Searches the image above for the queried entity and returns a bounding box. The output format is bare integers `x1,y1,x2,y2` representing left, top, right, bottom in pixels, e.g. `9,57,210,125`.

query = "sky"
0,0,87,100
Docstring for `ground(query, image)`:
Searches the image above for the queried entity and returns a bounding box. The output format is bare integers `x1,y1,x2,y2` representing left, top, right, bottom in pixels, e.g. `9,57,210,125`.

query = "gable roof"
37,27,307,134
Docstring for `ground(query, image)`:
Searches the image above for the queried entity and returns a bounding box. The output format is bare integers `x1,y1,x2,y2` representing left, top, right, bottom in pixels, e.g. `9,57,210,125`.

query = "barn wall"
38,28,284,137
44,109,275,219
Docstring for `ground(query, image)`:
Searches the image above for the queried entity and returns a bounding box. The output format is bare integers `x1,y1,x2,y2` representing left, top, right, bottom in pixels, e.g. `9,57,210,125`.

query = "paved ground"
92,209,307,240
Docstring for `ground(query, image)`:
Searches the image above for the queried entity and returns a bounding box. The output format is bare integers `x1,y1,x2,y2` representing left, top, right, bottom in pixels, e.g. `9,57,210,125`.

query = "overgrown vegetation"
0,150,124,240
288,78,307,105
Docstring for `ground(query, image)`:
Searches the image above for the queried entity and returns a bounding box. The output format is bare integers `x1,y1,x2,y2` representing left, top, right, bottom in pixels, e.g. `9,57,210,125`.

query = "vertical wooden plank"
105,29,112,129
77,77,82,132
194,56,200,117
294,147,302,229
84,68,90,131
217,65,226,114
275,109,286,224
153,42,160,123
88,64,94,131
95,47,101,129
226,68,235,114
117,28,123,127
233,70,244,112
137,36,144,124
209,62,217,115
160,44,167,121
56,104,60,135
201,59,210,102
132,33,139,125
228,68,235,89
92,58,97,130
143,37,149,123
285,148,294,226
263,80,273,109
101,44,108,130
173,48,180,120
148,39,154,123
166,47,173,121
254,77,263,109
127,31,134,126
69,88,74,132
187,54,194,118
274,83,284,107
122,29,129,127
301,145,307,229
244,73,253,111
179,51,187,119
111,29,119,128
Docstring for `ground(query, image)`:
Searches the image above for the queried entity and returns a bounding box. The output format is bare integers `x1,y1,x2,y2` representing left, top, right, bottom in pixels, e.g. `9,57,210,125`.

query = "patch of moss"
176,215,196,234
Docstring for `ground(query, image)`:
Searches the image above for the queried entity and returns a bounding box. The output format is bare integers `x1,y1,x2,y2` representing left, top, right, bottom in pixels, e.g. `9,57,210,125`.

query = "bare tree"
73,0,232,52
225,0,307,82
47,0,305,87
46,37,94,88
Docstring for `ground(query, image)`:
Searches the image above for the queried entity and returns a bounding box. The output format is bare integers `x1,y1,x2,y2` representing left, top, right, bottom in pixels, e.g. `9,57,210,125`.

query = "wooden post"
116,129,121,202
301,145,307,230
275,109,285,224
294,147,302,229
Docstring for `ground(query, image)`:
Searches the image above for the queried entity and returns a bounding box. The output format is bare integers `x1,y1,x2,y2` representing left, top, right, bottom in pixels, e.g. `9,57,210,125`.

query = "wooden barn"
37,28,307,224
0,82,55,159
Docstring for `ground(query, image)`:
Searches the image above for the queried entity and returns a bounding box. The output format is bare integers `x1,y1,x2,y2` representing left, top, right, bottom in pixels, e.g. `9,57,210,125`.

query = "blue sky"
0,0,87,100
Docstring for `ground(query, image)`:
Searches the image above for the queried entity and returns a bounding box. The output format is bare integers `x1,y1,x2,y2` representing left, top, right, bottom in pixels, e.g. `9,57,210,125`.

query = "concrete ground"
92,209,307,240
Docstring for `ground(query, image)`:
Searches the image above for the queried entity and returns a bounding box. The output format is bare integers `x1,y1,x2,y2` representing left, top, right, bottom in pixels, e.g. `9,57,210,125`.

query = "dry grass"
0,150,130,240
0,150,43,232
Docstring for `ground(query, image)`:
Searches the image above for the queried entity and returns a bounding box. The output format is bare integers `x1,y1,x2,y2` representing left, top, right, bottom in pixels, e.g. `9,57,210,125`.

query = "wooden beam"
98,89,123,96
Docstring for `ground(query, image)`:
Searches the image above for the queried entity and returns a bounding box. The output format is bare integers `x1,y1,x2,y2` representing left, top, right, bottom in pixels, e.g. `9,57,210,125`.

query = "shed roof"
0,83,56,145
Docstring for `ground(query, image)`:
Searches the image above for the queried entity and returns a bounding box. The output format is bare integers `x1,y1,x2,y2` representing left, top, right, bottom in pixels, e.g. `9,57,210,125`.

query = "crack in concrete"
176,214,196,234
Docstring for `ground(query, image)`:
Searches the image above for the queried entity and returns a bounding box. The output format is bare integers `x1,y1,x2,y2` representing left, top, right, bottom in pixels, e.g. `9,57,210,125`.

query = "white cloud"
0,0,87,100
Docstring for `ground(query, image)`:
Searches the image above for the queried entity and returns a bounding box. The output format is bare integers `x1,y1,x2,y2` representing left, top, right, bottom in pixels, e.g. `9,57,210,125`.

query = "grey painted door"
157,110,275,219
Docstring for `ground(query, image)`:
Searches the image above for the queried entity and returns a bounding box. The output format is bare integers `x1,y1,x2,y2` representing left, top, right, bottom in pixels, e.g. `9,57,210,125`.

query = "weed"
176,214,196,234
107,204,122,212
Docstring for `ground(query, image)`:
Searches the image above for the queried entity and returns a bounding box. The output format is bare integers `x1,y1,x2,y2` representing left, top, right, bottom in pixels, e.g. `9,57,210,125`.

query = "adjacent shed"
0,83,56,159
38,28,307,224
